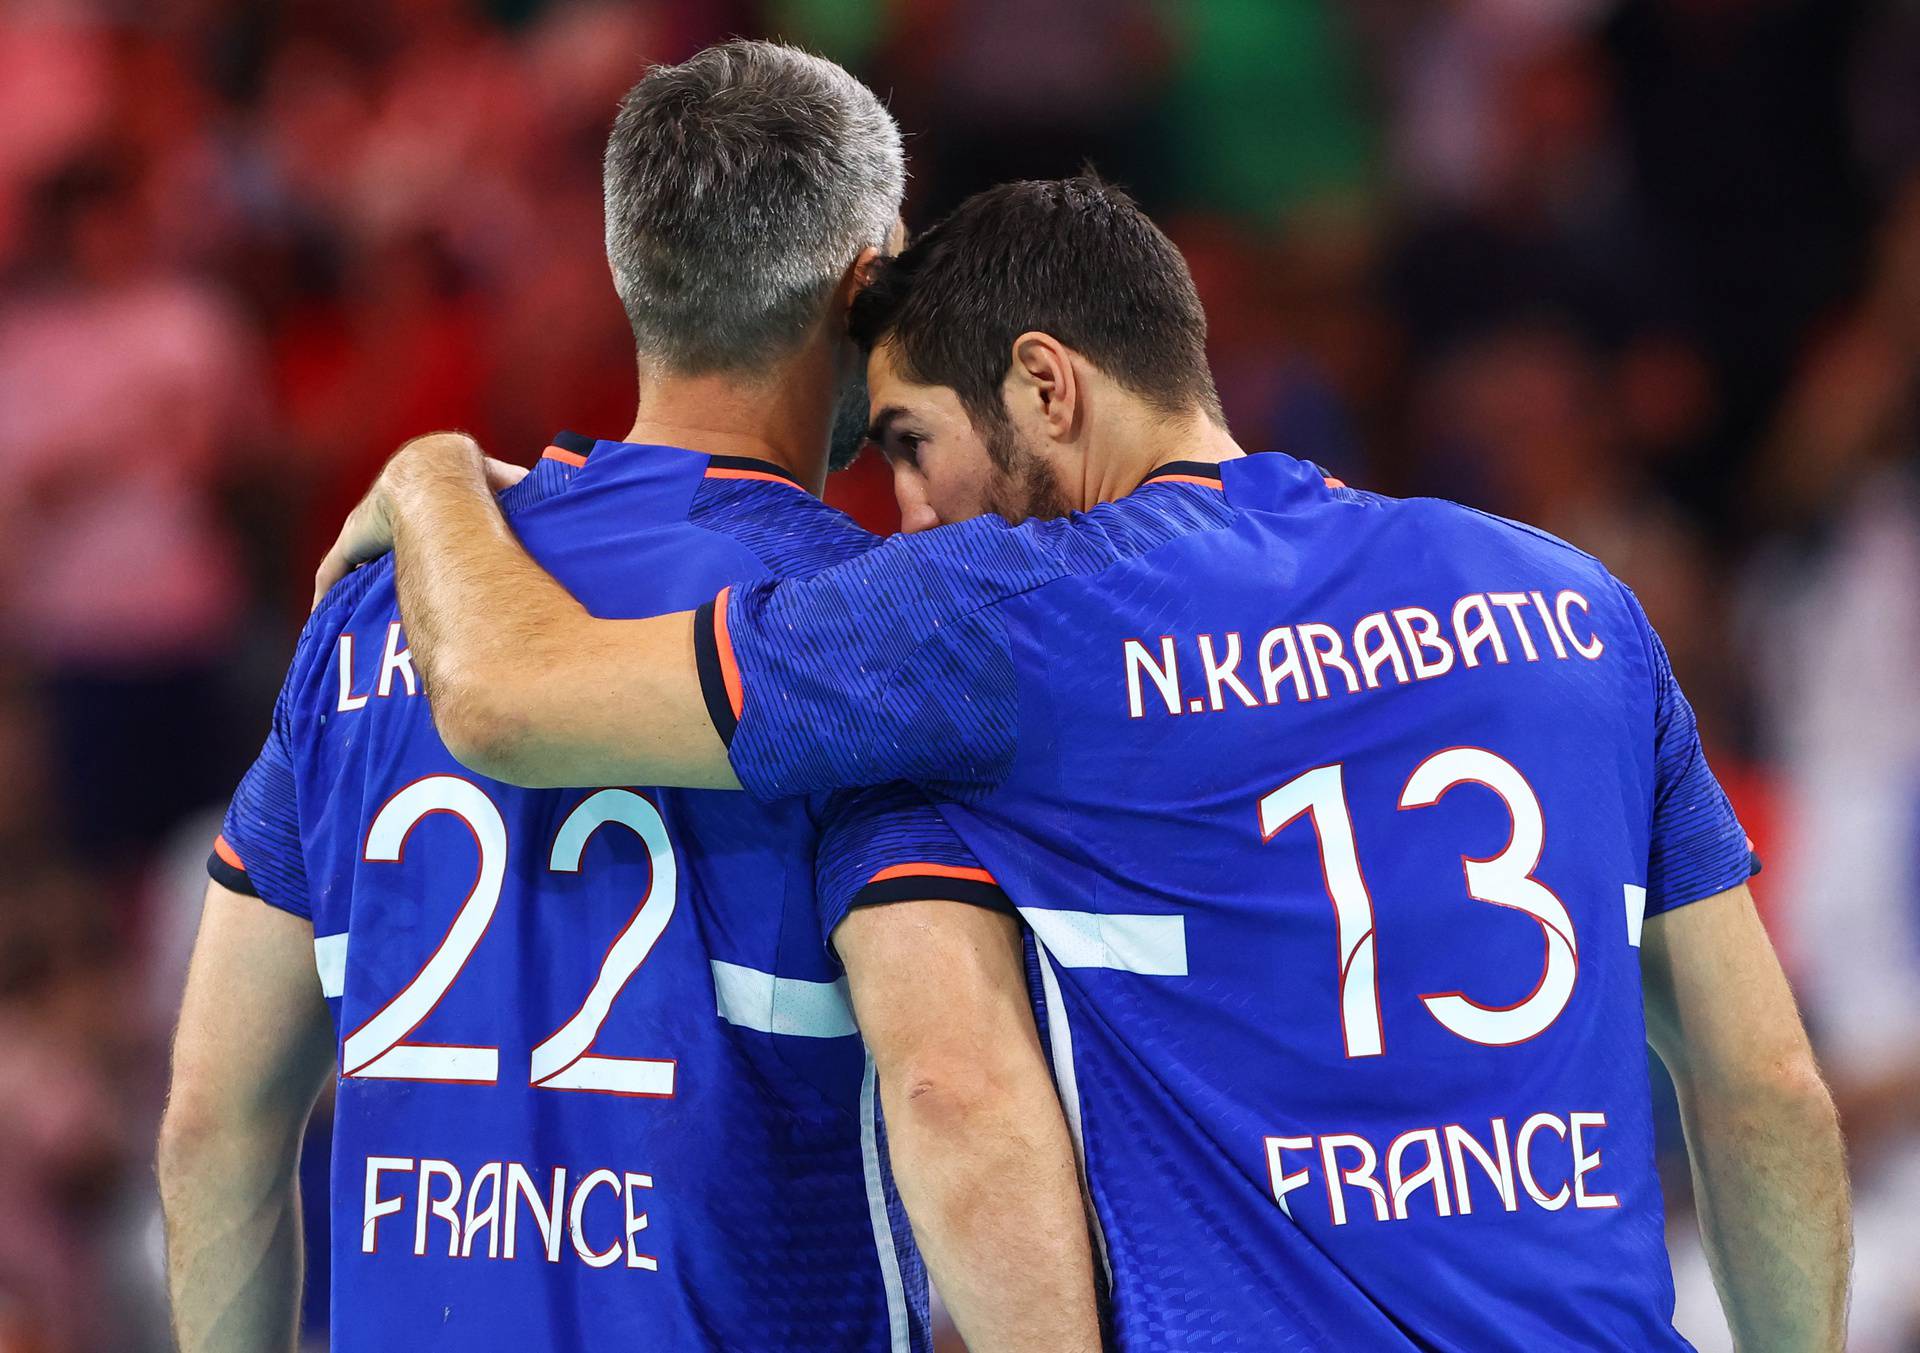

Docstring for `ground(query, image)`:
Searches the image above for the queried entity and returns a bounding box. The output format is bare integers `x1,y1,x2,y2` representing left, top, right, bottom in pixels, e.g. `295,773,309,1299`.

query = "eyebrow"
865,405,907,445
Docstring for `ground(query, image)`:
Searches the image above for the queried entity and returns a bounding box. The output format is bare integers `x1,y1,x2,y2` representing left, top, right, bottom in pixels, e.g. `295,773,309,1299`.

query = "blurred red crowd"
0,2,1916,1350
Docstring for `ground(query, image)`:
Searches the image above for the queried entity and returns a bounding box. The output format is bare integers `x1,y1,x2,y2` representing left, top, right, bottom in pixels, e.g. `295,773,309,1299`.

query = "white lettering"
415,1159,463,1257
1387,1128,1452,1219
1392,607,1456,679
1124,638,1182,718
1199,633,1258,710
1555,591,1604,659
1516,1113,1571,1210
336,635,371,712
461,1161,503,1258
377,621,418,697
363,1156,413,1253
1320,1134,1389,1225
1488,592,1541,662
506,1164,565,1263
1264,1136,1315,1218
1257,627,1309,703
1445,1119,1518,1214
1352,612,1410,689
1451,594,1509,667
1570,1112,1618,1209
569,1168,624,1269
1531,591,1569,658
1299,624,1361,698
623,1173,657,1270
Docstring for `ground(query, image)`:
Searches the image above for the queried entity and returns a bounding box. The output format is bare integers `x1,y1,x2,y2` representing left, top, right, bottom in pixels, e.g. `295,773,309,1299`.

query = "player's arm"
317,431,1015,799
160,881,335,1353
1625,589,1850,1350
837,900,1099,1353
314,431,734,789
1641,884,1850,1352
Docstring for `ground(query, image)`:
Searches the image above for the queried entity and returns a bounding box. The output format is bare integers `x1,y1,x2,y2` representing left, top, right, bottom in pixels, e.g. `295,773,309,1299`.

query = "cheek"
888,463,941,534
920,455,995,527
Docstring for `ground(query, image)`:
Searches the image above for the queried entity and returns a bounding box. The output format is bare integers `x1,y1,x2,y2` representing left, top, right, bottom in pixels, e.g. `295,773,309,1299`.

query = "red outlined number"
342,778,679,1094
343,777,508,1083
1398,748,1577,1046
529,790,677,1096
1260,748,1577,1057
1259,765,1384,1058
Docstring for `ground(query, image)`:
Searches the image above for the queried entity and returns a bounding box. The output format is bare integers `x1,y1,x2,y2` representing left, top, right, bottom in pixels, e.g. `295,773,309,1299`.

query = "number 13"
1258,748,1578,1057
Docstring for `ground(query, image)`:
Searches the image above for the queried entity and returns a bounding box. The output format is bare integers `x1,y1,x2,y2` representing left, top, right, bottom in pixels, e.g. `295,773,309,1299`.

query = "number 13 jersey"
210,434,1003,1352
702,452,1758,1352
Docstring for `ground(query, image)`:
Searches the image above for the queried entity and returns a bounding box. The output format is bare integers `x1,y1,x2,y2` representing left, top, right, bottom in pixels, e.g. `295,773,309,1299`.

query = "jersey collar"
540,432,806,491
538,429,597,467
1138,460,1227,489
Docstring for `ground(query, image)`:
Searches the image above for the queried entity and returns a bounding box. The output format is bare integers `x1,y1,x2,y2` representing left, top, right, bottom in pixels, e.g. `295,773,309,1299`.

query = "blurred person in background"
0,159,261,873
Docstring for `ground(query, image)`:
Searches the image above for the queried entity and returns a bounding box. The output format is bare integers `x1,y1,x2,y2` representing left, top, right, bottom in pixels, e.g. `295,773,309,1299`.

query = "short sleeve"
814,784,1013,962
1636,601,1758,916
695,553,1021,802
209,683,312,920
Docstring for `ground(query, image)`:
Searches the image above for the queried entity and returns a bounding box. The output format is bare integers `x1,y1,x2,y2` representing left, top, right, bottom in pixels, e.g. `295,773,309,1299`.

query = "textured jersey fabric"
212,433,995,1352
814,783,1013,959
703,452,1754,1351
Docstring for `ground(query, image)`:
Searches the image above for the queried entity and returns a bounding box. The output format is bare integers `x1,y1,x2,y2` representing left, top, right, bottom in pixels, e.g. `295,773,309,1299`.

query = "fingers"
484,458,531,493
310,432,508,613
311,497,393,611
312,505,372,611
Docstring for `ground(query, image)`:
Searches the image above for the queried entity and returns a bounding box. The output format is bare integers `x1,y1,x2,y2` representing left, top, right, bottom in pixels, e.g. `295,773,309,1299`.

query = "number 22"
340,777,677,1096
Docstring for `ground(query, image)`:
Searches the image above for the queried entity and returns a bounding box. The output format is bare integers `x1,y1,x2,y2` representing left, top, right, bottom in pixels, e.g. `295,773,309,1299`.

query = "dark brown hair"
849,176,1224,433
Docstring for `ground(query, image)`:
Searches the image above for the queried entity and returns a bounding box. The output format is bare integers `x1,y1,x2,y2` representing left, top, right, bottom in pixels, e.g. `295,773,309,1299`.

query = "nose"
891,465,941,534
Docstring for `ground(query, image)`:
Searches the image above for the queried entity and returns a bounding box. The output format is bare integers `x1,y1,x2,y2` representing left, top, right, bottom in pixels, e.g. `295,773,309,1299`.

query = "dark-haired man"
323,177,1851,1350
160,48,1097,1353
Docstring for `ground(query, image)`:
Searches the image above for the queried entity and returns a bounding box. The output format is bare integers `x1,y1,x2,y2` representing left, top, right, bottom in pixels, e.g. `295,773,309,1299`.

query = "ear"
836,244,886,318
1008,331,1078,442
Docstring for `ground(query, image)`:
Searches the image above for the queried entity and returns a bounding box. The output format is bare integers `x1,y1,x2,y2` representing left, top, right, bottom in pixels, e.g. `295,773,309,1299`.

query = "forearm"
381,441,731,788
881,1063,1100,1352
159,1119,307,1353
1675,1068,1850,1351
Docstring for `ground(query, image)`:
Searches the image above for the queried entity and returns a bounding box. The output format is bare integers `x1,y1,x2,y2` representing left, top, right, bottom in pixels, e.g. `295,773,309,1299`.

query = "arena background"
0,0,1916,1348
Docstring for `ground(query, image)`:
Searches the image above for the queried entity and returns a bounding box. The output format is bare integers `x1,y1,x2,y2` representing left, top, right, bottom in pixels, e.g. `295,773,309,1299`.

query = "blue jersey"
702,453,1757,1351
210,433,1006,1352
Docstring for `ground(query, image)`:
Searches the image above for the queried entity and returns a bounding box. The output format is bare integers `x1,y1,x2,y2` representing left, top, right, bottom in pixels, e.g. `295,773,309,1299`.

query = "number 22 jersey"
210,434,999,1351
704,452,1758,1351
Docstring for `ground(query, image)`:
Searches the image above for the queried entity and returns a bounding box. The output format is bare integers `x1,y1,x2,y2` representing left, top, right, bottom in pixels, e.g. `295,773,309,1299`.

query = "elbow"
156,1089,226,1194
1694,1046,1840,1135
1765,1053,1843,1134
432,668,544,786
879,1051,1016,1142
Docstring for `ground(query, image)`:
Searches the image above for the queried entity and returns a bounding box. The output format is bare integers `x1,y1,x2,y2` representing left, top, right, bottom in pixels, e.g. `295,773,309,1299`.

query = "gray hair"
603,40,905,374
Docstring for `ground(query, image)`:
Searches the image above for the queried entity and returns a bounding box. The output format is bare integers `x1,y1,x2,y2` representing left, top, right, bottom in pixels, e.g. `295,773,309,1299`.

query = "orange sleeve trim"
1154,474,1227,489
713,586,744,720
868,862,999,886
705,466,804,489
212,834,247,871
1323,476,1347,489
542,444,589,467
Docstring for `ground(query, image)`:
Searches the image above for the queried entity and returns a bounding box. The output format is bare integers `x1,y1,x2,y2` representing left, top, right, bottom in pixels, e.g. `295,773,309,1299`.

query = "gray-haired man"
160,41,1098,1353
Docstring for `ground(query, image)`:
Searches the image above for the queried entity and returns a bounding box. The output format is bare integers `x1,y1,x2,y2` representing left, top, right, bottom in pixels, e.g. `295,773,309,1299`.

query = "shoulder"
824,483,1240,624
1421,497,1615,579
689,475,881,578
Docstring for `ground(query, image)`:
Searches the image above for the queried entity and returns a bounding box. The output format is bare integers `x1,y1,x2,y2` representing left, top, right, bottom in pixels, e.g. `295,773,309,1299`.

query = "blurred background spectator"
0,0,1912,1348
